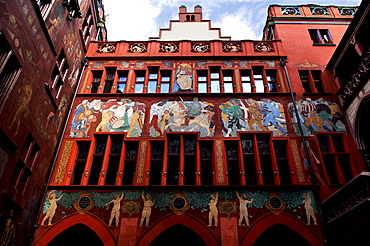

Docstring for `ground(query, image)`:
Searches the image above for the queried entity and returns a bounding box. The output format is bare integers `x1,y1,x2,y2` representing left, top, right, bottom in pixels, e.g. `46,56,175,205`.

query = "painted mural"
70,99,145,137
173,63,193,92
41,189,317,228
149,98,215,137
288,98,346,136
220,98,287,137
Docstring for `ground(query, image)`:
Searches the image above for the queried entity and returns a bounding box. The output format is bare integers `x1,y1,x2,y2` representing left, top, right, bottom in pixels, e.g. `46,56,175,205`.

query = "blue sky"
103,0,362,41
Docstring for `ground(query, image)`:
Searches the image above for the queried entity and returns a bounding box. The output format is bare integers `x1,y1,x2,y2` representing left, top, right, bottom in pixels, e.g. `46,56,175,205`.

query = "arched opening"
137,214,219,245
47,223,104,246
191,15,195,21
253,223,311,246
355,94,370,170
150,224,207,246
240,213,324,246
186,15,190,21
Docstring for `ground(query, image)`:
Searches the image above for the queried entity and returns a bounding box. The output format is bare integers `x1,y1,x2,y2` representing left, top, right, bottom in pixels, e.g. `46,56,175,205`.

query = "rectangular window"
116,70,128,93
240,70,251,93
197,70,207,93
48,49,68,99
160,70,171,93
134,70,146,93
81,8,93,46
91,70,103,93
103,67,115,93
309,29,333,44
299,70,324,93
253,67,265,93
148,67,159,93
0,32,22,107
266,70,278,92
210,67,220,93
223,70,234,93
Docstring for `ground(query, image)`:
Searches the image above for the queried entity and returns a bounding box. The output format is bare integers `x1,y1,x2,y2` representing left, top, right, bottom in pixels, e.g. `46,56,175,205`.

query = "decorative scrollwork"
281,7,301,15
223,42,242,52
338,7,356,16
191,42,210,53
310,7,330,15
97,43,116,53
254,42,274,52
128,43,147,53
159,43,178,53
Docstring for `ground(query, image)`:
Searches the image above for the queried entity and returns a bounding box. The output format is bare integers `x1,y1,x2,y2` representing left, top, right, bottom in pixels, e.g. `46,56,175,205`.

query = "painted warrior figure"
208,192,219,226
140,192,154,226
236,192,254,226
105,193,124,226
41,193,64,226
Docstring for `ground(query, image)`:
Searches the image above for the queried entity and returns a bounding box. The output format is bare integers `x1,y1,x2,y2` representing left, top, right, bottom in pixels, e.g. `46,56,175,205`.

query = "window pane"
242,83,251,93
149,73,158,80
210,73,219,79
148,80,157,93
160,83,169,93
161,76,170,82
224,83,233,93
224,76,232,81
198,83,207,93
135,83,144,93
255,79,264,92
211,80,220,93
118,76,127,82
198,76,207,81
136,76,145,82
117,83,125,93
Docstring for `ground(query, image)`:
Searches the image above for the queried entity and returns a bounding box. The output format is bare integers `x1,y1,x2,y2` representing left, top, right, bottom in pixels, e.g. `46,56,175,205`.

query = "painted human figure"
104,193,124,226
208,192,219,226
221,99,246,137
41,193,64,225
0,210,18,246
160,109,171,133
8,84,33,136
301,141,325,185
302,192,317,225
149,100,167,137
127,104,145,137
140,192,154,226
236,192,254,226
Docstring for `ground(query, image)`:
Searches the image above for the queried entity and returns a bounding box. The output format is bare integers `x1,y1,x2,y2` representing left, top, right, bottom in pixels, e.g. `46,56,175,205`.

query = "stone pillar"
118,218,138,246
220,217,239,246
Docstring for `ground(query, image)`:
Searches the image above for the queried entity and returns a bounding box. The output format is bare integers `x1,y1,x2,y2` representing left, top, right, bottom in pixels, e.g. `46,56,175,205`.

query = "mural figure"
302,192,317,225
41,193,64,225
139,192,154,226
149,99,214,137
148,100,167,137
208,192,219,226
260,99,287,135
220,98,286,137
104,193,124,226
8,84,33,136
236,192,254,226
301,141,325,185
47,3,64,44
0,210,18,246
245,99,267,132
70,99,145,137
289,98,346,136
173,63,193,92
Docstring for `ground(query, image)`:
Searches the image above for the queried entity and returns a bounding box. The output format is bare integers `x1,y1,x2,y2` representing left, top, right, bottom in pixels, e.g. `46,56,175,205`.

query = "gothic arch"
33,213,116,246
355,94,370,150
240,213,324,246
136,214,220,245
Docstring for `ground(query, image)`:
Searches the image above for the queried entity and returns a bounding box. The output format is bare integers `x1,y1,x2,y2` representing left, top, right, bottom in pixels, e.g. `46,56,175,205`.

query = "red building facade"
32,4,364,245
0,0,105,245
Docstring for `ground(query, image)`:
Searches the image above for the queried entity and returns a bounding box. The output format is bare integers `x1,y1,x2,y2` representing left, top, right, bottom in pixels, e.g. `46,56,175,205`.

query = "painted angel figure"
41,193,64,226
236,192,254,226
208,192,219,226
105,193,124,226
302,192,317,225
140,192,154,226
